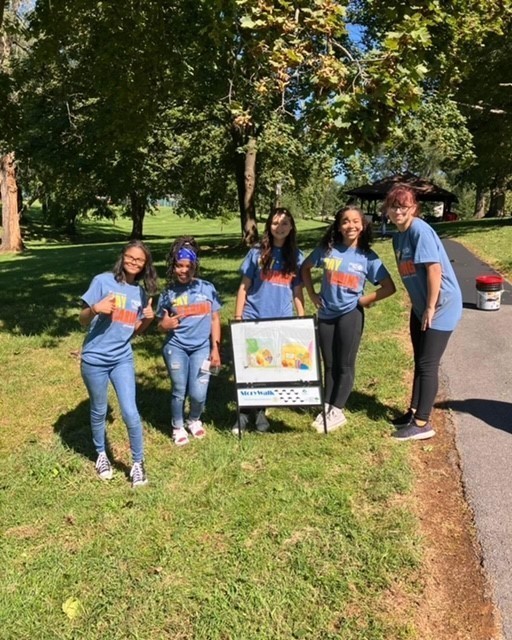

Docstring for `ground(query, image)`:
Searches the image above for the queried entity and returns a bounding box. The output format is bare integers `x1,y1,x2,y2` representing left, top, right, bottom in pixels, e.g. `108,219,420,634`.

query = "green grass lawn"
1,209,422,639
434,216,512,279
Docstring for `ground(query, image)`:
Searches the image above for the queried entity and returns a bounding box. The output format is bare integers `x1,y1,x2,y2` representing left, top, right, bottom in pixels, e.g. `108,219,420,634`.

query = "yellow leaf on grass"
62,597,82,620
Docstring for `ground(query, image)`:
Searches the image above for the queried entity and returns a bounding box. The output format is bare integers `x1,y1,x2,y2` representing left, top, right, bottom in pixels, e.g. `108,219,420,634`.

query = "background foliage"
2,0,512,243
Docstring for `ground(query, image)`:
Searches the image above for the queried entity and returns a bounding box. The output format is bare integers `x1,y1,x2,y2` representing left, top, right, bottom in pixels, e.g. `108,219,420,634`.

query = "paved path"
441,238,512,639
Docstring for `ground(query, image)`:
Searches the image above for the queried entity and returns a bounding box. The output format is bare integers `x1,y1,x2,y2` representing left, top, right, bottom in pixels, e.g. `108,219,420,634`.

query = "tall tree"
455,18,512,217
340,2,512,216
173,0,511,241
15,0,194,238
341,97,475,186
0,0,26,252
13,0,512,241
0,151,22,250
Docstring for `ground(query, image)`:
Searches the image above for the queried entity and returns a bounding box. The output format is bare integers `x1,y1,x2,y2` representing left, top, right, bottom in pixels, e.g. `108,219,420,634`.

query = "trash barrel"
475,275,504,311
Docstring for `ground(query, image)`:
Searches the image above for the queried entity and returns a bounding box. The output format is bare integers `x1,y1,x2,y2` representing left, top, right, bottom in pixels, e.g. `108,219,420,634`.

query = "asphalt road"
440,238,512,639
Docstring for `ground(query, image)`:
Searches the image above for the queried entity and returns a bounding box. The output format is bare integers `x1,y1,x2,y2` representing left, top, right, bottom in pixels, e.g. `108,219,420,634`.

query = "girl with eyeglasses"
384,184,462,441
156,237,222,446
232,207,305,434
302,206,396,433
79,240,158,486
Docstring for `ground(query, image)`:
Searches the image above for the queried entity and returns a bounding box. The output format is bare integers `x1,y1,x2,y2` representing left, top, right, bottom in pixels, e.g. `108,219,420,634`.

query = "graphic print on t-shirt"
259,256,294,287
261,271,294,286
173,293,212,317
111,292,139,327
323,256,363,290
395,245,417,278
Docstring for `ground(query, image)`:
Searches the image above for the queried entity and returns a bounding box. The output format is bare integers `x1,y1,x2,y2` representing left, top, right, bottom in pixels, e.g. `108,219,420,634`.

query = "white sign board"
237,386,322,407
230,317,322,408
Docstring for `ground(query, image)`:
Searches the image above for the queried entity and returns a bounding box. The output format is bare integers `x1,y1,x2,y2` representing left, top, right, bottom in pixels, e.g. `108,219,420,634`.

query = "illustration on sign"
245,336,312,370
231,317,320,385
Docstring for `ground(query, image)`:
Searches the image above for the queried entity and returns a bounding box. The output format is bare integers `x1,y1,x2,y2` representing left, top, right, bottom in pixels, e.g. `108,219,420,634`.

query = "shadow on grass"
136,365,237,437
2,200,329,341
53,399,95,460
53,400,131,475
432,216,512,240
347,389,392,420
436,398,512,434
275,387,394,428
22,206,244,246
1,214,325,343
0,236,245,339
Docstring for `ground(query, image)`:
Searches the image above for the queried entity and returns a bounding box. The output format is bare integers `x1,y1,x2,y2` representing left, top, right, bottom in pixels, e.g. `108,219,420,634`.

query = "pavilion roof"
345,172,458,203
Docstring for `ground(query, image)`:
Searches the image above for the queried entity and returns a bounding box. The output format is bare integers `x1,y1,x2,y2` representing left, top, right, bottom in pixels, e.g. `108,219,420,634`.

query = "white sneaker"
312,404,331,429
317,407,347,433
232,412,249,436
95,452,113,480
130,461,148,487
255,410,270,433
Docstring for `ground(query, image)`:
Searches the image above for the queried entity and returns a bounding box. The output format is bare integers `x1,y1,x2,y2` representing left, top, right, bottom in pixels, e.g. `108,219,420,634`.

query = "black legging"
409,311,452,422
318,306,364,410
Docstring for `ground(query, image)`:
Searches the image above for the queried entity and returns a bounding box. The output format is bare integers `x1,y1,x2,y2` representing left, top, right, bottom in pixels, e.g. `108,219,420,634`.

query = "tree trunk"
242,137,258,244
0,0,6,32
234,140,246,236
0,152,24,252
233,128,258,246
66,210,78,236
17,181,24,222
129,191,146,239
473,185,487,219
274,182,282,209
488,177,506,218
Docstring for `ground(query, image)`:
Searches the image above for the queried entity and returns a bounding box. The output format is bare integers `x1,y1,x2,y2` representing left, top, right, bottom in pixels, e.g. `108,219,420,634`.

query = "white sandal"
187,420,206,439
172,427,190,446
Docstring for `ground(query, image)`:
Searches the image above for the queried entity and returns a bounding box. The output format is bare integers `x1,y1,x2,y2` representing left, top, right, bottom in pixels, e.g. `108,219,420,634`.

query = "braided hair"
165,236,200,286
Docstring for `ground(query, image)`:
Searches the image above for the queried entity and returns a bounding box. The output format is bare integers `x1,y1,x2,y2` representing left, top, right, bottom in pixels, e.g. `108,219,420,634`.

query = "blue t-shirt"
156,278,222,350
241,246,303,319
393,218,462,331
307,243,390,320
81,272,146,365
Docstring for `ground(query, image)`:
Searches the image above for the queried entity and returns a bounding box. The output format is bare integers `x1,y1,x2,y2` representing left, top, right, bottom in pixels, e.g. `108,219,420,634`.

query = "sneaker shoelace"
96,453,111,474
131,462,145,484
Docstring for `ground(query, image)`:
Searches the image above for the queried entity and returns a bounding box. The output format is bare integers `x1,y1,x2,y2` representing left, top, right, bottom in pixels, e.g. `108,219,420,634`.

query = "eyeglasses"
124,254,146,265
389,205,413,212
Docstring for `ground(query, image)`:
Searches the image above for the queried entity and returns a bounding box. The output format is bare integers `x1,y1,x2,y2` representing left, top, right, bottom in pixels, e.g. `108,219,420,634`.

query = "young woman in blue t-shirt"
302,206,396,433
157,237,222,446
79,240,158,486
233,207,305,434
384,184,462,441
